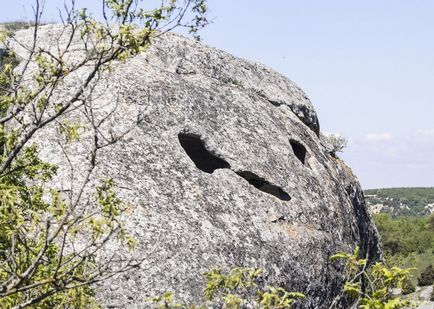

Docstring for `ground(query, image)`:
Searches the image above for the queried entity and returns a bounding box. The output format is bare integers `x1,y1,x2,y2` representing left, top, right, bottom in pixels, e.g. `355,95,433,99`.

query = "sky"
1,0,433,189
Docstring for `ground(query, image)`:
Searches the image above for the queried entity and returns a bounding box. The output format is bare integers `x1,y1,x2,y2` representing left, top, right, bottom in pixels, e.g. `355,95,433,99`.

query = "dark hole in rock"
289,140,307,165
268,99,283,107
236,171,291,201
178,133,230,173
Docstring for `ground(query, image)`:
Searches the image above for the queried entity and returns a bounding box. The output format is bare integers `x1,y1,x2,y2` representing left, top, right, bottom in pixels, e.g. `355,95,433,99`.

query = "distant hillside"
365,187,434,216
0,22,34,32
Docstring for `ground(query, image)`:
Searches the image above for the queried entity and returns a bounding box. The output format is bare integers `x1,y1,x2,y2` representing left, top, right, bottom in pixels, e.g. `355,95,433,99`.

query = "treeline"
366,187,434,216
373,213,434,286
374,213,434,255
366,187,434,201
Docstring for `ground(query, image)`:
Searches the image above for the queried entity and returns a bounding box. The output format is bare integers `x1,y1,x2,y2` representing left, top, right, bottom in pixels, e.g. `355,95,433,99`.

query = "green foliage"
146,291,188,309
57,120,86,143
0,144,130,307
373,212,434,288
147,267,304,308
331,246,414,309
417,265,434,286
257,287,305,309
149,254,416,309
203,267,304,308
373,213,433,256
0,51,18,100
365,187,434,217
401,277,415,295
203,267,262,301
0,145,102,307
427,214,434,231
365,187,434,204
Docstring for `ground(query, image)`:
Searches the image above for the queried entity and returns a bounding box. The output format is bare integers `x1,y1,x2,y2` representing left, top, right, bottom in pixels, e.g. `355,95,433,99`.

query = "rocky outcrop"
8,25,382,308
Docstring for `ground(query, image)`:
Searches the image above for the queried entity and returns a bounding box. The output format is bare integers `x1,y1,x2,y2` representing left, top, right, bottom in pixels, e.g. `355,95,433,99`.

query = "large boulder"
9,25,381,308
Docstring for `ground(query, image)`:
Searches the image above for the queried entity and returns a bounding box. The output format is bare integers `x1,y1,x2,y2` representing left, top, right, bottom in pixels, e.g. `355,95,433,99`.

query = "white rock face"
405,285,434,309
8,25,381,308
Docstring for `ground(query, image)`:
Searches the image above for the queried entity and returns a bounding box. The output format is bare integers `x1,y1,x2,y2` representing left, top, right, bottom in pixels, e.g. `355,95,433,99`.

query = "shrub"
418,265,434,286
330,247,414,308
401,278,415,295
322,132,348,157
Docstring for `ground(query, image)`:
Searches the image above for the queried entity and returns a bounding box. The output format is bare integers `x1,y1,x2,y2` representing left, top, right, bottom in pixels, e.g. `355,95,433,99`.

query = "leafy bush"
418,265,434,286
322,132,348,157
401,277,415,295
330,247,414,309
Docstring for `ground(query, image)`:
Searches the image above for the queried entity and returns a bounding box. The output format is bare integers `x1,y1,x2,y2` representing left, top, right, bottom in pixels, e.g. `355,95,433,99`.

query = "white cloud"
364,132,394,142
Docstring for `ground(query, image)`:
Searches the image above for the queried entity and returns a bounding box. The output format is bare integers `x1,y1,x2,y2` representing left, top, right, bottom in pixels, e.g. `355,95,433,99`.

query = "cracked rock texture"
9,25,381,308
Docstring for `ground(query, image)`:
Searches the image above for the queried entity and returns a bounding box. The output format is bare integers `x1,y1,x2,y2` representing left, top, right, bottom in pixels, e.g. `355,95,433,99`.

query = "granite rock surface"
8,25,382,308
